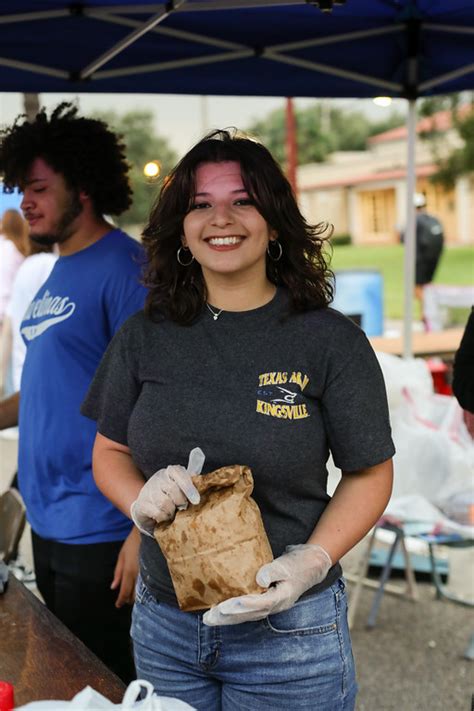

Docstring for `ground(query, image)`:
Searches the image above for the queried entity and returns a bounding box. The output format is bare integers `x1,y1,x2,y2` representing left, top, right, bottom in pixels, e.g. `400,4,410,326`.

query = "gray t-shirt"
82,288,395,605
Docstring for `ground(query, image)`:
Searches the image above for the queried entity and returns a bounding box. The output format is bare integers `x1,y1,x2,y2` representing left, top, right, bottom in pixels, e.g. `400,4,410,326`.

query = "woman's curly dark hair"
0,102,132,216
142,128,334,324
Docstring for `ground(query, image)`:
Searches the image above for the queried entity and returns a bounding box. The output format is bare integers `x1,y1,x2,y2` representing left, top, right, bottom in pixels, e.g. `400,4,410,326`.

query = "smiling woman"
141,128,334,324
81,128,395,711
181,160,277,305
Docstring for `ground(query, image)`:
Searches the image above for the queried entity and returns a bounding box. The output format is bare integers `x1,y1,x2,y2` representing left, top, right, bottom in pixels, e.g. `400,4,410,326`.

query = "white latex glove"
203,543,332,626
131,447,205,537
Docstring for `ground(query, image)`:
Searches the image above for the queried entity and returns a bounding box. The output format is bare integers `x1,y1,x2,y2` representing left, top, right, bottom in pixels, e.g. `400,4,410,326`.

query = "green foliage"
419,94,459,122
249,108,286,164
366,110,407,137
247,101,405,167
92,109,177,227
296,106,338,161
327,109,371,150
419,92,474,188
330,233,352,246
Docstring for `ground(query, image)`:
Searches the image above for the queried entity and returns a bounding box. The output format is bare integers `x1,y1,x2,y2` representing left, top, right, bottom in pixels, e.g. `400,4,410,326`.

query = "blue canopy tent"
1,0,474,355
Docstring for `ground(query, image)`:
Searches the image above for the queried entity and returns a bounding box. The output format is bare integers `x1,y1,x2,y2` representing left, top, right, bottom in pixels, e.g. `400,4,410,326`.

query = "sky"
0,92,406,159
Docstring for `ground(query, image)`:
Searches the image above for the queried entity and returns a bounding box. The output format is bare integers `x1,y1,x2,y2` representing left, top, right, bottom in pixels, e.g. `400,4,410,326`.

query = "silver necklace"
206,303,224,321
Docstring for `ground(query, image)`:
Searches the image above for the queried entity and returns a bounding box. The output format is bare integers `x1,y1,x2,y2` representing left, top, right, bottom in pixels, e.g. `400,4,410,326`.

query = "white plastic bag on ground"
385,493,474,538
370,350,474,538
15,680,196,710
386,386,474,538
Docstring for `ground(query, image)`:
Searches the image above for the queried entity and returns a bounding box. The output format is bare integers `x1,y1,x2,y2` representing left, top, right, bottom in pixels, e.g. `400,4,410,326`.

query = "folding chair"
347,519,474,658
346,521,419,630
0,487,26,564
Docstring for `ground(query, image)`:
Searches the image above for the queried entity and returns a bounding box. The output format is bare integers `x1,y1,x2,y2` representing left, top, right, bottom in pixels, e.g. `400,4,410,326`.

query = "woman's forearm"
308,458,393,564
92,432,145,518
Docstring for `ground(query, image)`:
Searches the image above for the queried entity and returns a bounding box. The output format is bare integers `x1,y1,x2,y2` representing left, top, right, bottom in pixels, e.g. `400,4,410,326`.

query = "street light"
373,96,393,108
143,160,161,179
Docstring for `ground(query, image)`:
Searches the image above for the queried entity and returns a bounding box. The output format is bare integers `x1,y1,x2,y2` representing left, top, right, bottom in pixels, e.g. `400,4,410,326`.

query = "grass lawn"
329,243,474,320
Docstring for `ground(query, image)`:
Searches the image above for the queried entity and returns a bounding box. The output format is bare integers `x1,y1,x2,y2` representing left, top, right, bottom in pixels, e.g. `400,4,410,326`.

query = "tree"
247,101,404,168
92,110,177,227
366,110,407,138
419,92,474,188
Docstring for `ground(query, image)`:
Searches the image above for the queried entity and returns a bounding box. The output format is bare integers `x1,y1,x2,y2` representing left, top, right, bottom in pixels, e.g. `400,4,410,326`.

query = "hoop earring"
177,246,194,266
267,239,283,262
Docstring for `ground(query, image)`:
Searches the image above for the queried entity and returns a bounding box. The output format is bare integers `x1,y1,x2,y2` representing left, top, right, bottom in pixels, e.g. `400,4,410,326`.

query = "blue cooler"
332,269,384,336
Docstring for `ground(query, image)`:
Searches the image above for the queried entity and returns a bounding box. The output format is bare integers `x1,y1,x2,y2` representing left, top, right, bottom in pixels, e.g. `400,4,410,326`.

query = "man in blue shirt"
0,103,147,682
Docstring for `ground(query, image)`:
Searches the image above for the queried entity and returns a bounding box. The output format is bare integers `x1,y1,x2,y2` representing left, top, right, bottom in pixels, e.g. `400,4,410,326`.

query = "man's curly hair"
0,102,132,216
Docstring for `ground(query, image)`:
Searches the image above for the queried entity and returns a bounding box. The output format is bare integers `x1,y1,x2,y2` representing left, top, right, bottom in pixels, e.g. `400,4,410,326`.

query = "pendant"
206,303,223,321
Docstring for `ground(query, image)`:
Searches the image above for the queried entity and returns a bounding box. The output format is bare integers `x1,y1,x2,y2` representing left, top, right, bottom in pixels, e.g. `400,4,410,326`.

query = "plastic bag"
438,489,474,527
387,388,474,538
0,561,8,594
15,680,196,710
374,351,434,411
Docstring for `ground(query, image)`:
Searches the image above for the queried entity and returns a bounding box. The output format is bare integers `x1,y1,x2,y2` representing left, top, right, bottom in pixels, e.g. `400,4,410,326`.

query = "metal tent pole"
402,98,417,359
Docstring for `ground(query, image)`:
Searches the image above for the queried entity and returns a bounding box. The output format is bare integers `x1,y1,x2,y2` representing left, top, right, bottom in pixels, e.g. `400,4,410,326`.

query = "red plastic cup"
0,681,14,711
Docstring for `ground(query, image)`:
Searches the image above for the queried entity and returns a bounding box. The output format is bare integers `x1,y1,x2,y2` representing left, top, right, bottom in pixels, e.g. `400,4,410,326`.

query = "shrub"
330,233,352,246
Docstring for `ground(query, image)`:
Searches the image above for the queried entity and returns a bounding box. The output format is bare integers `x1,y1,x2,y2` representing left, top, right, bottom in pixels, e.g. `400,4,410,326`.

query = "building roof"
368,104,471,145
299,164,436,191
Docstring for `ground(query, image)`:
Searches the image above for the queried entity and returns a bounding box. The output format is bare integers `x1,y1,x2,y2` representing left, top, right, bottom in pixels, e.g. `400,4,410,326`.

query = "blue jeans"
131,576,357,710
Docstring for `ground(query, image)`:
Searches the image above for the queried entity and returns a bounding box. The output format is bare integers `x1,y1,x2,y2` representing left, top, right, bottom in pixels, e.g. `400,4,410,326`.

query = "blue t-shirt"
18,229,147,544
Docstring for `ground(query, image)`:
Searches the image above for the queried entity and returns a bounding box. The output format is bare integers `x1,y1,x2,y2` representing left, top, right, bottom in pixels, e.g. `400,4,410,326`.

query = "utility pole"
23,93,40,122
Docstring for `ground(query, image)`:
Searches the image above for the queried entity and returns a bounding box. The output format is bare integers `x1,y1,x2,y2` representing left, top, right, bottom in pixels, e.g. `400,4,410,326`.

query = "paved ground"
348,570,473,711
2,432,473,710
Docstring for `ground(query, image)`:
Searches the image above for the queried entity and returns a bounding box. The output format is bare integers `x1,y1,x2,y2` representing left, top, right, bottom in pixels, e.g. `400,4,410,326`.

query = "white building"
297,108,473,246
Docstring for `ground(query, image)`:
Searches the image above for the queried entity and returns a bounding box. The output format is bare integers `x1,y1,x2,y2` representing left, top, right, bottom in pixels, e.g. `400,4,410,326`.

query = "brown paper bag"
154,464,273,612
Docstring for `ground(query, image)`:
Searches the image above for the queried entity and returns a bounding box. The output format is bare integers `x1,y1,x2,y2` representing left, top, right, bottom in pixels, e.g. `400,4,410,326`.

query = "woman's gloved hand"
203,543,332,626
131,447,205,537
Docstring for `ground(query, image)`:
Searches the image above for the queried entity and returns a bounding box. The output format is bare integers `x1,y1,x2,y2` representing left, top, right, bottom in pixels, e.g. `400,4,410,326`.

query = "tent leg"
402,98,417,359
